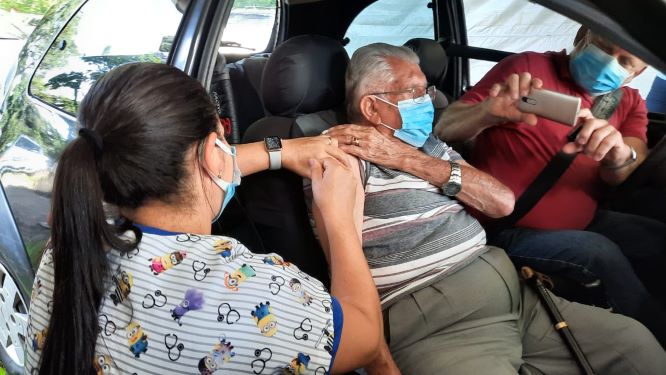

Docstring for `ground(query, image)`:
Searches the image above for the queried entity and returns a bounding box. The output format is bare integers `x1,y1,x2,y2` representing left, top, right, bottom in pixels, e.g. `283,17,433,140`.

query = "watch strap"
268,149,281,170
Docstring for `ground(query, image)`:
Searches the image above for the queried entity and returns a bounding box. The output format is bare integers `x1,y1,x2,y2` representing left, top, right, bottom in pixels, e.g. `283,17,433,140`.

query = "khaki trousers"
385,247,666,374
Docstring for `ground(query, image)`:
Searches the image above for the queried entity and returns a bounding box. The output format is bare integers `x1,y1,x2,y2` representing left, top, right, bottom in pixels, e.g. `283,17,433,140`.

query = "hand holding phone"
517,88,581,126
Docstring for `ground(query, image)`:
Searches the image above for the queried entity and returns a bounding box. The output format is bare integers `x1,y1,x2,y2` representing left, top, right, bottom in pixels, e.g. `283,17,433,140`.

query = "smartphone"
518,88,581,126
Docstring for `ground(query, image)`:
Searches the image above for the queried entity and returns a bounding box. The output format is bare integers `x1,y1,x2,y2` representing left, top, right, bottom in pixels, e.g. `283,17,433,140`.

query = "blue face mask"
204,139,241,223
570,43,631,96
374,94,434,147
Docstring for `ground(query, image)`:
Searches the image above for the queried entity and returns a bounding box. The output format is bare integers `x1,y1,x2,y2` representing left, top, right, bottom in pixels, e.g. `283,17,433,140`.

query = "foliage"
0,0,59,15
233,0,275,8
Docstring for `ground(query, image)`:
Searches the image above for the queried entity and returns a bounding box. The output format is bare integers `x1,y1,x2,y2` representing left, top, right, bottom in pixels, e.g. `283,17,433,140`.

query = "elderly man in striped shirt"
322,43,665,375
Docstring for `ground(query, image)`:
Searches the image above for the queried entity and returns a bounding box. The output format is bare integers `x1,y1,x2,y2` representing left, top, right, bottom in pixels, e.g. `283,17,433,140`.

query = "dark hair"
39,63,219,374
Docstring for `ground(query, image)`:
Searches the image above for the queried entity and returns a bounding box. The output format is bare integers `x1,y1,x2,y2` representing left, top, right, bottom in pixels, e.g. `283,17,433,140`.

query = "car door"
0,1,226,372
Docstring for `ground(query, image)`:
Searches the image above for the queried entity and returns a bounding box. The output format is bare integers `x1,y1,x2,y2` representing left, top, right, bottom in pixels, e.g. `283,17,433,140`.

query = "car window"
462,0,658,98
344,0,434,56
219,0,277,55
29,0,183,115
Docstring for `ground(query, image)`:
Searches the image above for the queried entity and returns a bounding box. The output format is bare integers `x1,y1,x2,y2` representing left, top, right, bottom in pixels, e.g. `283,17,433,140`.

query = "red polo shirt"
461,50,648,230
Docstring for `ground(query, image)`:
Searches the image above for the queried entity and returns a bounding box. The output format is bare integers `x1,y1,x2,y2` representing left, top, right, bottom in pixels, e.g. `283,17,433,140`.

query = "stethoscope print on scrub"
217,302,241,324
142,290,167,309
269,275,285,295
164,333,185,361
176,233,202,243
98,314,116,336
293,317,312,341
192,260,211,281
251,347,273,374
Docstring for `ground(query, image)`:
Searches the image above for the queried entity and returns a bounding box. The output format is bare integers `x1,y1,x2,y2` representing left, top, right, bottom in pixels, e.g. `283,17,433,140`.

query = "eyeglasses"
369,85,437,104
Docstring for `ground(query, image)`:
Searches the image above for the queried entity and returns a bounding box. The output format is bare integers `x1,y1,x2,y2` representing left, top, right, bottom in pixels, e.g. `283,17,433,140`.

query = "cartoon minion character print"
32,328,47,352
263,255,292,269
150,250,187,275
31,277,42,301
251,301,278,337
224,264,256,291
213,239,233,259
289,278,313,306
109,270,133,305
126,321,149,358
284,353,311,375
171,288,205,326
198,337,236,374
94,354,113,374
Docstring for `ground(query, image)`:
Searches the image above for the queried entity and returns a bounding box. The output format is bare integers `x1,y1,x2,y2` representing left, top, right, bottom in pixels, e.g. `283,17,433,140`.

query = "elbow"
499,190,516,218
486,190,515,219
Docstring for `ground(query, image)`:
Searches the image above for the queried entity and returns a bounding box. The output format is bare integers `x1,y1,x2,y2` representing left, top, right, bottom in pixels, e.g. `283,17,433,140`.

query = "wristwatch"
442,161,462,196
264,136,282,170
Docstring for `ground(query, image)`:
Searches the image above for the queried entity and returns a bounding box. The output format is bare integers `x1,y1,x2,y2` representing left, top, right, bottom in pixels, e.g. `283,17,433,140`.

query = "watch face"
443,182,462,196
265,136,282,150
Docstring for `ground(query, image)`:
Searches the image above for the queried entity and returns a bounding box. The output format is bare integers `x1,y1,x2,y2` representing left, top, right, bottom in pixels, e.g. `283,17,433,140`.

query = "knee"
574,233,627,270
613,318,666,373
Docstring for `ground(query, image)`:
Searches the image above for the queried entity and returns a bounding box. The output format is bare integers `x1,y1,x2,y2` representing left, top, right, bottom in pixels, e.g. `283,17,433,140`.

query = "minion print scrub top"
25,225,342,374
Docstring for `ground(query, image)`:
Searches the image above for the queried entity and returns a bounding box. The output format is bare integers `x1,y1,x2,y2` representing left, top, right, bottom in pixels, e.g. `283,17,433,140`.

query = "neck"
123,200,212,235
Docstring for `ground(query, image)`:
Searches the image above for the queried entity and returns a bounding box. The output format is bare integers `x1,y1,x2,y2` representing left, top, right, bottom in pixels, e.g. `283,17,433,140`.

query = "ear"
359,95,382,125
635,65,648,77
201,132,223,175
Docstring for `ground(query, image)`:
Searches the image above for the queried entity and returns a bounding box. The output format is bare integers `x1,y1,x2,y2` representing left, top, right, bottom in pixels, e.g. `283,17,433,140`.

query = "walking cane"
521,267,596,375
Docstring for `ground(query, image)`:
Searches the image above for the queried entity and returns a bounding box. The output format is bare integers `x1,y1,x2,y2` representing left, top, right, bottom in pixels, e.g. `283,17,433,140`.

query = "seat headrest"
403,38,448,85
261,35,349,117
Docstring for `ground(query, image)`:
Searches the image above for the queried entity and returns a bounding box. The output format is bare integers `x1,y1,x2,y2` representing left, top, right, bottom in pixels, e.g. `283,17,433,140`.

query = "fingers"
309,158,323,182
562,141,584,155
325,145,352,168
518,72,532,97
506,73,520,100
489,83,502,97
531,77,543,90
520,113,538,126
576,107,594,120
574,118,607,146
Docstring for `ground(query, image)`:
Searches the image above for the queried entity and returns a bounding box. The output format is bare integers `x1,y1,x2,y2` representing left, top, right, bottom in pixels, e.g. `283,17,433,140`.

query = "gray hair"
345,43,420,122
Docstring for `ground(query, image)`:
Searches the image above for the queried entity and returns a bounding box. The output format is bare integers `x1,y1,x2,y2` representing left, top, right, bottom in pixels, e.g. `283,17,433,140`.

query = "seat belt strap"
493,89,623,231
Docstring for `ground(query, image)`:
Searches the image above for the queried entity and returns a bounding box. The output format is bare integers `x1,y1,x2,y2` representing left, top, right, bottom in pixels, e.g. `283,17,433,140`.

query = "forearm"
401,154,515,218
326,220,382,373
435,101,499,142
235,142,269,176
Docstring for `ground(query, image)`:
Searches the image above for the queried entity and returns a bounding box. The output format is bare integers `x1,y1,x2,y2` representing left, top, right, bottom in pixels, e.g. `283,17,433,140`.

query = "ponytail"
39,136,138,374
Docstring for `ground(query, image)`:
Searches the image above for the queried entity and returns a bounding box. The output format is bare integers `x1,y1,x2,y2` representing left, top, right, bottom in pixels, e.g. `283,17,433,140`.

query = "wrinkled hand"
484,72,544,126
562,108,631,164
310,157,357,222
324,124,416,170
281,136,349,178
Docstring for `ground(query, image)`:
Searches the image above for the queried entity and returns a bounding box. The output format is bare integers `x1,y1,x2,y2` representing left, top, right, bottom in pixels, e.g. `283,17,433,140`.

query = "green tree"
0,0,59,15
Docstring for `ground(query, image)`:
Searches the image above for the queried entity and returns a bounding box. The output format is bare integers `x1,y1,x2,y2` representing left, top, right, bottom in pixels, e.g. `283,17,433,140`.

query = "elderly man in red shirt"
435,28,666,346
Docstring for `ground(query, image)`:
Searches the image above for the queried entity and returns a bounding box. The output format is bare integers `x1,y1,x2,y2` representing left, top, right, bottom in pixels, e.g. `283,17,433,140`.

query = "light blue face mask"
569,43,631,96
204,139,241,223
374,94,434,147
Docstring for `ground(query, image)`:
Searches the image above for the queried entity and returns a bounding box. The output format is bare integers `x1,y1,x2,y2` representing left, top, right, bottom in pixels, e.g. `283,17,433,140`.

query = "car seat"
215,34,349,287
403,38,451,111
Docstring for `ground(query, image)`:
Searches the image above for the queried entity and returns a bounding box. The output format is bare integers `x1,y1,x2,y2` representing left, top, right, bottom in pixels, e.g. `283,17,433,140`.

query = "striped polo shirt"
360,134,487,306
25,226,342,374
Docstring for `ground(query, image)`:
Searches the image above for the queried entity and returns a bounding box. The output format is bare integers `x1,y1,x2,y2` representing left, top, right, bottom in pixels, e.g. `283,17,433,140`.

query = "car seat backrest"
226,54,270,139
403,38,451,110
260,34,349,118
222,35,349,287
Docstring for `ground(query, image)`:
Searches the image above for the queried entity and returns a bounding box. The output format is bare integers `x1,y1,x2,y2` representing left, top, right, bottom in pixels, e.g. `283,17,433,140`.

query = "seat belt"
493,89,624,231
